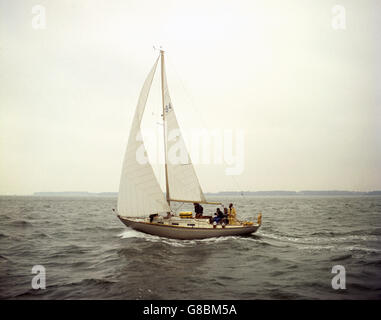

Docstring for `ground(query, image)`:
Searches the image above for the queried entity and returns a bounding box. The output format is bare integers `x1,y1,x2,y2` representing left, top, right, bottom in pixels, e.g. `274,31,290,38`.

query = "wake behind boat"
115,50,261,240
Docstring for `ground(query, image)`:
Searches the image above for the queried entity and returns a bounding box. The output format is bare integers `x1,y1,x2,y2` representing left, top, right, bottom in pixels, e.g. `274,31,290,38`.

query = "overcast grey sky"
0,0,380,194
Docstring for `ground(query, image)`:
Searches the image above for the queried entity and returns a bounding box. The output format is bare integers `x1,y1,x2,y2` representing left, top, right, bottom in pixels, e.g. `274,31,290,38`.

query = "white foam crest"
344,245,381,253
118,229,150,239
296,243,381,253
160,239,197,247
198,235,241,243
118,228,245,247
118,228,196,247
260,231,302,243
296,244,335,251
260,231,379,245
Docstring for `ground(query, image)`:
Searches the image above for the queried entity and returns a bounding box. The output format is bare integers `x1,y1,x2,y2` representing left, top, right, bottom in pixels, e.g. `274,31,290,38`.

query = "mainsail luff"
117,57,170,217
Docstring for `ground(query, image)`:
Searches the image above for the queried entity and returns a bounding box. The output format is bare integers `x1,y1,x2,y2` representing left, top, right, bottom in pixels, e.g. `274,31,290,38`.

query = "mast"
160,50,170,206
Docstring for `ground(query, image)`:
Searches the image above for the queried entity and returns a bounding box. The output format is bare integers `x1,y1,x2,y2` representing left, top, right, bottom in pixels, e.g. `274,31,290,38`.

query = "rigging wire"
171,201,185,214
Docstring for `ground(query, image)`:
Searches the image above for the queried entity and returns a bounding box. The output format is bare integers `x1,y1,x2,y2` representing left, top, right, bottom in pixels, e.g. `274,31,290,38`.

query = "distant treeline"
207,190,381,196
33,190,381,197
33,192,118,197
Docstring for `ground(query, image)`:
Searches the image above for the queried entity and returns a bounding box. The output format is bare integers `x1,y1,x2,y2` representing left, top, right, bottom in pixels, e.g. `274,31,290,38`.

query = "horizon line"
1,189,381,196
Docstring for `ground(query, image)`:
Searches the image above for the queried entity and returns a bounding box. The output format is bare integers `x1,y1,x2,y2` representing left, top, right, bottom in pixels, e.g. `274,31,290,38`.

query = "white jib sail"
162,59,206,203
118,57,170,217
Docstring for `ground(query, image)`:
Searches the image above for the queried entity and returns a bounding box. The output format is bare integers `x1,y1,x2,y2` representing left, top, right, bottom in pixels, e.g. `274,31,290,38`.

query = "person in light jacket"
228,203,237,225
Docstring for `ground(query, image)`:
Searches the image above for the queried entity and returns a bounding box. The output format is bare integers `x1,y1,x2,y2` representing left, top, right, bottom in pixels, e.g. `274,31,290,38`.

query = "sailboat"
116,50,261,240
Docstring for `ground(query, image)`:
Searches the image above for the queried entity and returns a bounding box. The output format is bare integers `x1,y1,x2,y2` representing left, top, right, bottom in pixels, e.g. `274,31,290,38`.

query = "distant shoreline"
5,190,377,197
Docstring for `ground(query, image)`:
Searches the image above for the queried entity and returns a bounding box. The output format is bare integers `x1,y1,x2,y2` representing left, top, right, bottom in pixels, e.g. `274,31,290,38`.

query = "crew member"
194,203,204,218
213,208,224,224
228,203,237,225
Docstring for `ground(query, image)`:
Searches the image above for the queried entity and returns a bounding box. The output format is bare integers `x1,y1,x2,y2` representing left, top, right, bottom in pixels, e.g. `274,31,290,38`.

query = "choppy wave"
260,231,380,245
1,195,380,300
9,220,33,227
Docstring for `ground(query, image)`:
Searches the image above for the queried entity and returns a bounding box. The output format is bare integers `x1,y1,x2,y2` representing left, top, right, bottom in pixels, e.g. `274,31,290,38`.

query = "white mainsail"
161,55,206,203
118,57,171,217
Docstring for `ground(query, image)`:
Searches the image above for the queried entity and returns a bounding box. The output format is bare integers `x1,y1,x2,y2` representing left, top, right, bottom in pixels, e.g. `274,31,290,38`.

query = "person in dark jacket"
194,203,204,218
213,208,224,224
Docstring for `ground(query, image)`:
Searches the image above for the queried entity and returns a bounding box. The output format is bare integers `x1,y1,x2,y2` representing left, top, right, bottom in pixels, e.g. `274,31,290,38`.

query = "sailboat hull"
118,216,259,240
